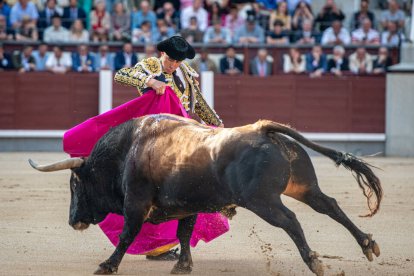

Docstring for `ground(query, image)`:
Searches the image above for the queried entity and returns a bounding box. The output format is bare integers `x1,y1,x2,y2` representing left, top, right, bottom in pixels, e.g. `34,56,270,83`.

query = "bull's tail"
256,120,383,217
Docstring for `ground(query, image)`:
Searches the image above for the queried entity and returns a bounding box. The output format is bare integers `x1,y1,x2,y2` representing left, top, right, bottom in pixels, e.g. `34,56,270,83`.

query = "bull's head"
28,158,95,231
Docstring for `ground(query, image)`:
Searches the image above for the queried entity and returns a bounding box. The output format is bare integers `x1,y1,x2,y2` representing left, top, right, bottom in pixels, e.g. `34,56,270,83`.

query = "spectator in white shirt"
321,20,351,45
351,18,380,45
46,45,72,74
381,20,405,46
43,14,69,42
349,47,373,74
180,0,208,32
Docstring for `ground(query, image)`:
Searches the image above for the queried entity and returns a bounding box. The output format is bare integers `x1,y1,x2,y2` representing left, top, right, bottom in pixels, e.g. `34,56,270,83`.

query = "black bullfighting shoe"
146,248,180,261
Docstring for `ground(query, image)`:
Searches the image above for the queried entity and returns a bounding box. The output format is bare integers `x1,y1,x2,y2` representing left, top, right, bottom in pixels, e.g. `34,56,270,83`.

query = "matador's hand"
148,79,167,95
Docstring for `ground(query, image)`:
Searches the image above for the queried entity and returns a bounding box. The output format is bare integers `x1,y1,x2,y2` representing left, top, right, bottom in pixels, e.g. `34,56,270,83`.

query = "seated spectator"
0,43,12,70
110,2,130,42
62,0,86,29
293,19,318,44
224,5,244,39
269,1,291,31
132,0,157,31
203,19,231,44
190,47,218,73
46,45,72,74
292,1,314,31
132,20,154,44
219,45,243,75
250,2,270,31
12,45,36,72
32,43,49,71
256,0,277,11
72,44,95,72
250,48,272,77
234,14,265,44
327,45,349,76
152,18,175,43
114,42,137,70
321,20,350,45
207,1,226,26
349,47,373,74
351,0,375,30
381,21,405,46
380,0,405,30
351,18,380,45
10,0,39,30
373,46,393,74
283,47,305,74
43,14,68,42
154,0,180,12
68,19,88,42
37,0,62,39
94,44,114,71
180,0,208,32
142,43,157,59
315,0,345,32
156,1,180,30
90,0,110,42
180,16,204,43
266,19,289,45
287,0,312,15
15,16,38,41
0,0,11,27
0,14,14,40
305,44,327,78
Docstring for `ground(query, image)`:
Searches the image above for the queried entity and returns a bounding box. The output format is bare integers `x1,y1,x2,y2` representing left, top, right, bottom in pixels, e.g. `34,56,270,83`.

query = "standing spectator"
373,46,392,74
266,19,289,45
180,16,204,43
68,18,89,42
10,0,39,29
207,1,226,26
269,1,291,31
94,44,113,71
191,47,218,73
12,45,36,72
110,2,130,42
381,20,405,45
321,20,350,45
203,19,231,44
380,0,405,30
131,0,157,31
349,47,373,74
219,45,243,75
234,14,265,44
250,48,272,77
0,43,12,70
292,1,314,31
351,18,380,45
305,44,327,77
351,0,375,30
62,0,86,29
72,44,95,72
15,16,38,40
37,0,62,39
132,20,154,43
90,0,110,42
224,5,244,40
327,45,349,76
32,42,49,71
314,0,345,32
152,18,174,43
283,47,305,74
180,0,208,32
0,14,13,40
293,19,317,44
46,45,72,73
43,14,69,42
0,0,11,28
114,42,137,70
156,1,180,30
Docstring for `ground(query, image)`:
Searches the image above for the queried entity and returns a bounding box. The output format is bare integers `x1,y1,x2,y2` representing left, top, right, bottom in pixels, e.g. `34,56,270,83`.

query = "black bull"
29,114,382,276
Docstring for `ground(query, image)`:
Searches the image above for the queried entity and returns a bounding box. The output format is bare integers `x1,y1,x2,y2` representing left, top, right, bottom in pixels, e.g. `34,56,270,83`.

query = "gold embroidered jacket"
114,57,222,126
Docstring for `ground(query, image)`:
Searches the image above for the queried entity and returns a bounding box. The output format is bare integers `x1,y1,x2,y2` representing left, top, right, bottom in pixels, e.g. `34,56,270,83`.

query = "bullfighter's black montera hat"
157,36,195,61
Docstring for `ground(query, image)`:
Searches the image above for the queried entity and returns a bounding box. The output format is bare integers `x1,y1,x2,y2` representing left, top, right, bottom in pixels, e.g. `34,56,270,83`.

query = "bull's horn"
28,158,84,172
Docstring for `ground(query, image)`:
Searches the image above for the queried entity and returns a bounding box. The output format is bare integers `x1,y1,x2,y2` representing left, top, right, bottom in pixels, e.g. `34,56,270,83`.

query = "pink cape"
63,87,229,255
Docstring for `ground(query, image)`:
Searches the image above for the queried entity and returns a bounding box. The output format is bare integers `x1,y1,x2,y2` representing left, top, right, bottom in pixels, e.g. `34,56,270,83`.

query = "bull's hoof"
362,234,380,262
170,263,192,274
309,251,324,276
94,262,118,275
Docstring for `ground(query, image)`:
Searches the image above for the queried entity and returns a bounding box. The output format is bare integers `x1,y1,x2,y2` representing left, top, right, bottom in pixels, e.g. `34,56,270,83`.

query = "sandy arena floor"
0,153,413,276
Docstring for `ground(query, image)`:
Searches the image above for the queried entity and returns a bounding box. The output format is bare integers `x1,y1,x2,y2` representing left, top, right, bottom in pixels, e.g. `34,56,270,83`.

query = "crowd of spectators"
0,0,410,75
